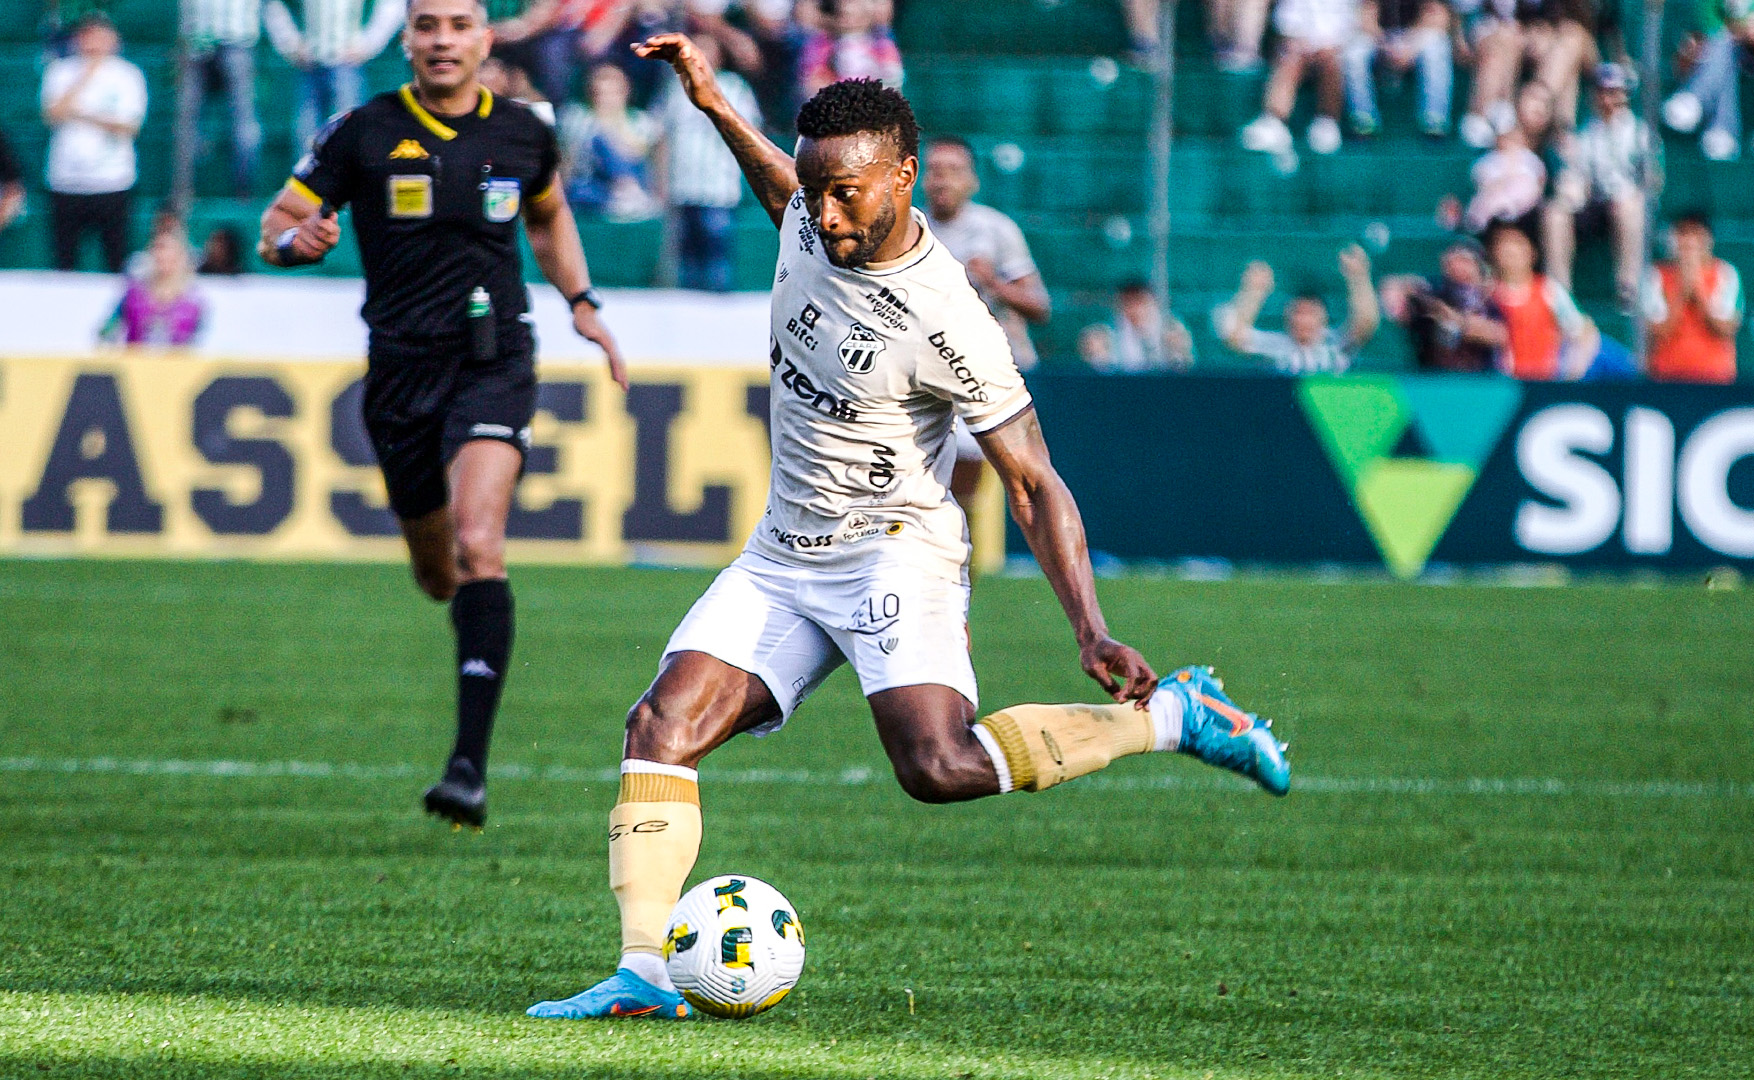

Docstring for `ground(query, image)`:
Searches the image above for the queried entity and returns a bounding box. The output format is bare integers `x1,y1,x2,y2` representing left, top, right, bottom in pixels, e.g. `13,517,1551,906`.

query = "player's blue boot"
525,969,691,1020
1163,666,1290,796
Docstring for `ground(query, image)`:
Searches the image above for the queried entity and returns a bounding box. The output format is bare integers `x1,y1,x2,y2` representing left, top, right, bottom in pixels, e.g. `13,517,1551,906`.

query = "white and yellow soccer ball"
663,874,805,1019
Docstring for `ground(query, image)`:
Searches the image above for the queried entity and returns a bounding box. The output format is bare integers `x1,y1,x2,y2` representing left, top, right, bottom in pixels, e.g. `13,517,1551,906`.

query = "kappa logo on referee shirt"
388,139,430,160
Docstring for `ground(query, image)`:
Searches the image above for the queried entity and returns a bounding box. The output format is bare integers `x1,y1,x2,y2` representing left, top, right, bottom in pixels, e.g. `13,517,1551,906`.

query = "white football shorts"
662,551,979,733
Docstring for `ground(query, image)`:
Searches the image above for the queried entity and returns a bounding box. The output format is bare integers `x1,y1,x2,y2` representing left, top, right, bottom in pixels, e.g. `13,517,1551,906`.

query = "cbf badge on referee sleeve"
387,174,433,218
483,178,521,222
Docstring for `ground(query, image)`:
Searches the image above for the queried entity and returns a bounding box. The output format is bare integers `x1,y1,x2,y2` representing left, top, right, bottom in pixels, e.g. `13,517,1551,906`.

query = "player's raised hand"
632,34,722,111
1241,260,1274,296
1080,636,1159,707
573,304,629,391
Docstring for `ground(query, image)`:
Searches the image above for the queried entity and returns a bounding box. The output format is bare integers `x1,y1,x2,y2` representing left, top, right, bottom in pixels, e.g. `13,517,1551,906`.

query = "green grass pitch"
2,560,1752,1078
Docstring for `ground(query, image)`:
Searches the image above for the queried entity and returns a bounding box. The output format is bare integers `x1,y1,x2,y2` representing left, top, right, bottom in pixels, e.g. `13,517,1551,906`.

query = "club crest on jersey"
483,178,521,222
838,322,885,374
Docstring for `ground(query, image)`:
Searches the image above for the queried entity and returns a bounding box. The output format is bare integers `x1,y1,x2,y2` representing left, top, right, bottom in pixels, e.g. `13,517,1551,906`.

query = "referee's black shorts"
362,322,537,521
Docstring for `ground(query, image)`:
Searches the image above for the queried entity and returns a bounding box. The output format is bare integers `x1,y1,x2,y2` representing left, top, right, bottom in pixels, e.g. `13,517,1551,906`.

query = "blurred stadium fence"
4,356,1751,578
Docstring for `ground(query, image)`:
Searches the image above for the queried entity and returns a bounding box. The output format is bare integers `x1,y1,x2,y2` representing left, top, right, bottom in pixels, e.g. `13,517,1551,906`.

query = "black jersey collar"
398,83,494,141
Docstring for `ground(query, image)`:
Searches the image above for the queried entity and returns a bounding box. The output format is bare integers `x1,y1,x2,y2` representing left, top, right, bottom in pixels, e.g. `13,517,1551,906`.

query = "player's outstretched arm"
633,33,798,227
257,184,339,267
976,409,1158,706
523,185,629,390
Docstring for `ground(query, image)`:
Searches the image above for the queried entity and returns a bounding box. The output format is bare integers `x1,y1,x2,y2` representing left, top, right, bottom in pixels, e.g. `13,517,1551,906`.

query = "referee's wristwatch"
568,287,604,312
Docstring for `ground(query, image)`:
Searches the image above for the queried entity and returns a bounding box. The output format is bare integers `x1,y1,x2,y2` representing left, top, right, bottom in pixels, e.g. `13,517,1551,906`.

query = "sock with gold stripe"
609,761,702,993
973,701,1159,793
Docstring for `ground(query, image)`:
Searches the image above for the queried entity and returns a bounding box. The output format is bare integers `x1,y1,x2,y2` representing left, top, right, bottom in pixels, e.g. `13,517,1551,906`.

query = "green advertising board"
1022,374,1754,576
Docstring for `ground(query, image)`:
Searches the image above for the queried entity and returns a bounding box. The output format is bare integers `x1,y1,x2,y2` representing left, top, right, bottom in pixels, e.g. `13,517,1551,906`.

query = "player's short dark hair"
1116,277,1153,297
796,78,920,161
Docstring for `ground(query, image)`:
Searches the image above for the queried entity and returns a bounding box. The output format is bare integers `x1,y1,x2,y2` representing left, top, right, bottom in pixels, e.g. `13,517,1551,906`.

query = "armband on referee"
272,226,325,267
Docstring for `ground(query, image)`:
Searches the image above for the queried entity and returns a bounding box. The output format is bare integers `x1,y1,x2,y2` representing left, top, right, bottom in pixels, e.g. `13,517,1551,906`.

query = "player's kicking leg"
868,669,1288,804
526,650,781,1019
403,439,523,828
526,661,1285,1021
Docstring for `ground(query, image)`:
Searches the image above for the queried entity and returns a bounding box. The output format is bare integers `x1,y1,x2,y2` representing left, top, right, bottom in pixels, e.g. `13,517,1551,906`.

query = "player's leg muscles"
867,684,999,803
613,652,780,974
870,685,1163,801
625,650,782,766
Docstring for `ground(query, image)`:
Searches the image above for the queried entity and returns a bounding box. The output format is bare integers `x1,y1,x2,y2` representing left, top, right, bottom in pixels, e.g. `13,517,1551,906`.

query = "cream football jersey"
746,191,1033,579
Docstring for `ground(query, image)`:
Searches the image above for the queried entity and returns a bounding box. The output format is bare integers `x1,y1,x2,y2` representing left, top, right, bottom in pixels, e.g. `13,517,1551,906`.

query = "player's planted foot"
1161,666,1290,796
526,969,692,1019
423,756,487,827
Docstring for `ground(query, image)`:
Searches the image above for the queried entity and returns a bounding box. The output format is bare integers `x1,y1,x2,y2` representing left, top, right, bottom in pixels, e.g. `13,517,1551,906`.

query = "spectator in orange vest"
1484,219,1597,381
1641,212,1743,384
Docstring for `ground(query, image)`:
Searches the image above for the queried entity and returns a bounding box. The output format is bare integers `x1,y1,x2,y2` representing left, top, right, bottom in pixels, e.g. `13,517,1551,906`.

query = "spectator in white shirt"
1459,92,1547,234
656,32,759,290
1239,0,1358,157
174,0,265,203
40,13,147,272
1219,246,1380,373
1081,280,1196,373
1543,63,1656,310
265,0,407,156
922,136,1050,371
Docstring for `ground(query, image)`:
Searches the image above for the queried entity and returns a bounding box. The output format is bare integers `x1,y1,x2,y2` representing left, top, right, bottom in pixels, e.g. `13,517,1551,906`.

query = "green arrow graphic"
1297,376,1523,579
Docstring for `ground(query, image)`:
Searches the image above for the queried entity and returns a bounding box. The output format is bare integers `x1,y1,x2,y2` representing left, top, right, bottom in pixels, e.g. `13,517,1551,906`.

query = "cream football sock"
609,761,702,992
973,692,1182,793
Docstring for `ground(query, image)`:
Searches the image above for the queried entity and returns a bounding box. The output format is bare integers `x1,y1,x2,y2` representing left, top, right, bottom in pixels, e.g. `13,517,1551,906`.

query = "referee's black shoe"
424,757,487,829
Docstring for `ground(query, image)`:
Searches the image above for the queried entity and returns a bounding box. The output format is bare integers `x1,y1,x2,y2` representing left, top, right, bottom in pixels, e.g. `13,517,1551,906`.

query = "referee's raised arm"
634,33,798,227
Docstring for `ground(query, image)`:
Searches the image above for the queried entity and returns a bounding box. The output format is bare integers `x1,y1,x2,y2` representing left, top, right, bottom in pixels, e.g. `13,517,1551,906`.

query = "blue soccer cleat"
526,969,692,1020
1162,665,1290,796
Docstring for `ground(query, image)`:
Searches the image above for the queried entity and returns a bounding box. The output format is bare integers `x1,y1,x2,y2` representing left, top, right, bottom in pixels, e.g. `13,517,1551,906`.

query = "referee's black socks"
449,578,514,778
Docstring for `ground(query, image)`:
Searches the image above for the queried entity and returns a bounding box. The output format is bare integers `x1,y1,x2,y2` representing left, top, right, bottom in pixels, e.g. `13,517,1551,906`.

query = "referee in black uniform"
258,0,626,827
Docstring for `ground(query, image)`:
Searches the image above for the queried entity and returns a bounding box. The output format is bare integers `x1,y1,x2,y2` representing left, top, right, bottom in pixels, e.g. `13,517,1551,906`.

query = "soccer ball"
663,874,805,1019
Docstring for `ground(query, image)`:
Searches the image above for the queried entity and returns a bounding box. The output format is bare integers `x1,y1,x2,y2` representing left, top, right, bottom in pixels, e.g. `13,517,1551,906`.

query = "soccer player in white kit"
527,35,1291,1021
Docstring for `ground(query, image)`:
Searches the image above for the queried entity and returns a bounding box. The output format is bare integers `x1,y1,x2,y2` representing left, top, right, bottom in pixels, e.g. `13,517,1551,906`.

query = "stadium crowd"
0,0,1745,380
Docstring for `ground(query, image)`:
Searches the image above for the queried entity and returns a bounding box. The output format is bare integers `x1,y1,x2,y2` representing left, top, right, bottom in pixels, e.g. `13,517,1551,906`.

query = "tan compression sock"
976,702,1153,792
609,763,703,958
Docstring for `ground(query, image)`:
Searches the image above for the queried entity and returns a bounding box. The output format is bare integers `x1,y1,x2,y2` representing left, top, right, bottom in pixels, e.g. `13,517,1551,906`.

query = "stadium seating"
1,1,1750,371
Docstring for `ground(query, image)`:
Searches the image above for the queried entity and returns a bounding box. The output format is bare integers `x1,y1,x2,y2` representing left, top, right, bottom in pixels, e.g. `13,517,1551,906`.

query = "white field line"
2,757,1751,799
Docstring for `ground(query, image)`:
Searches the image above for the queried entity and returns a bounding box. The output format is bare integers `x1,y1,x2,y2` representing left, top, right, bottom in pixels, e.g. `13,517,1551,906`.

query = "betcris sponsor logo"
1512,402,1754,560
926,331,989,404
